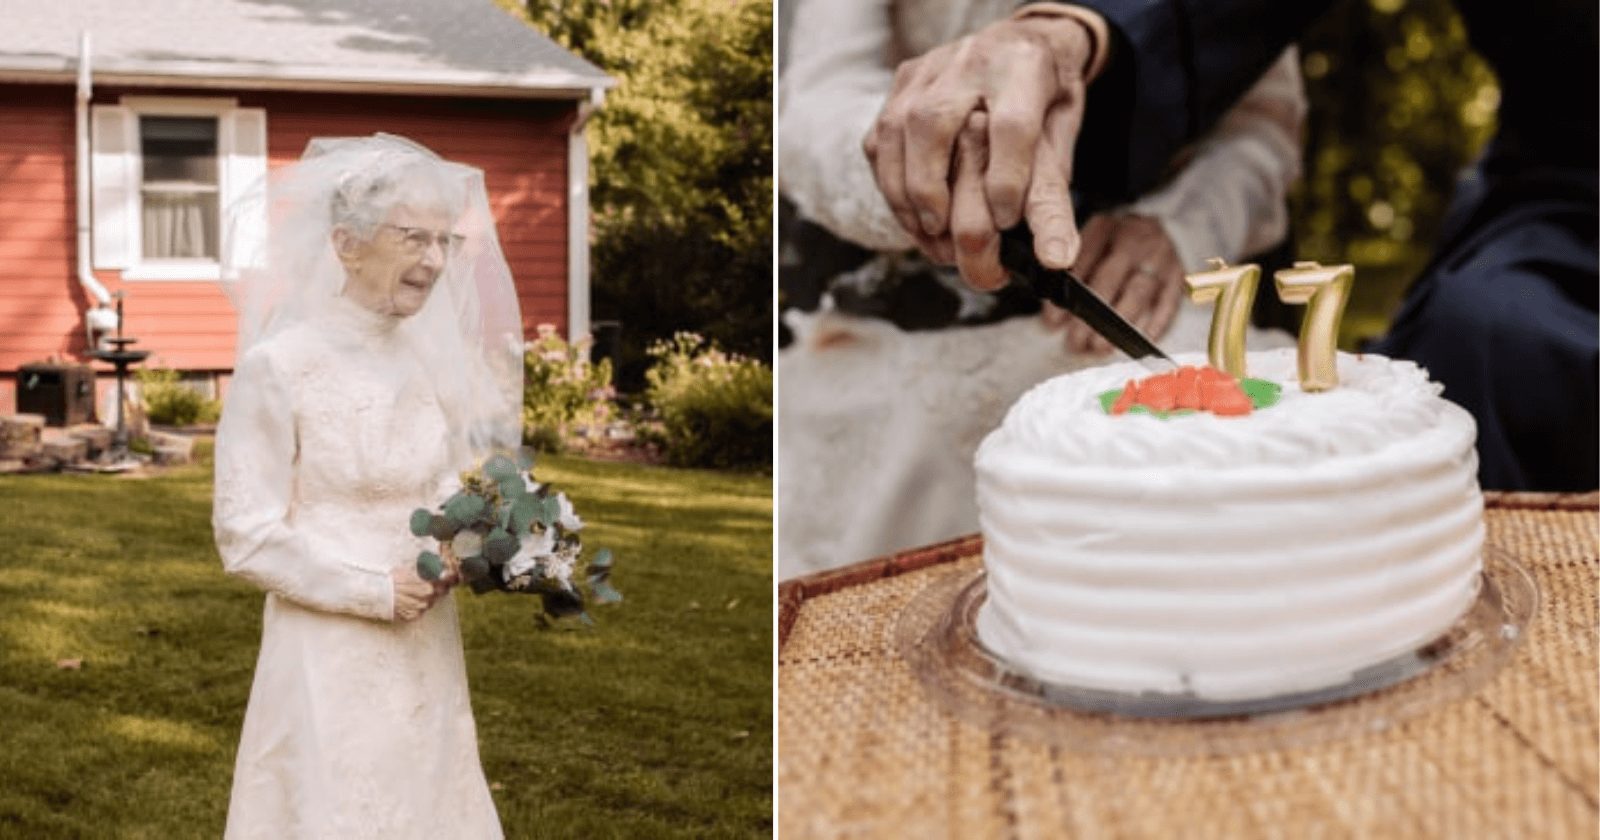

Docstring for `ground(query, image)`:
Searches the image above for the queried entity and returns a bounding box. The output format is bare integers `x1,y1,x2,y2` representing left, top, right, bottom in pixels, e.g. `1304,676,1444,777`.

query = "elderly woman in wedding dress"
212,135,522,839
777,0,1306,578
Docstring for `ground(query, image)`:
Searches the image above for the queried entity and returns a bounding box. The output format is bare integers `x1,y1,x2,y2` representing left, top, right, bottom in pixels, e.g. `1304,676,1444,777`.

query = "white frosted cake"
973,348,1484,701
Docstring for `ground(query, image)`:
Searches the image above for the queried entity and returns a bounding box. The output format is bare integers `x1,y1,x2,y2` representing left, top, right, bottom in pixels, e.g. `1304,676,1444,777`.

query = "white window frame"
92,96,266,281
123,97,232,280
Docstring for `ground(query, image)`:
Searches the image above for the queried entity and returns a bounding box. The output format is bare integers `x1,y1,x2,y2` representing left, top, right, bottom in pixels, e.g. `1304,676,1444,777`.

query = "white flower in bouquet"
503,526,556,581
555,492,583,532
543,542,581,587
520,471,544,495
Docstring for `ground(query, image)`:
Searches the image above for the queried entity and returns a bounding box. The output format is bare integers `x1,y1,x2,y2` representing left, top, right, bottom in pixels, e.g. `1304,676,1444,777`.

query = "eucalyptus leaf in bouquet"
416,550,445,581
406,448,621,624
483,454,519,482
444,493,486,526
483,529,519,564
428,514,459,542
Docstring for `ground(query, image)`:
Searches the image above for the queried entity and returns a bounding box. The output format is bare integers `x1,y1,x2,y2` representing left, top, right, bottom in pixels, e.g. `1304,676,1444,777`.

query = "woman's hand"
434,546,462,596
391,564,443,623
1042,214,1186,354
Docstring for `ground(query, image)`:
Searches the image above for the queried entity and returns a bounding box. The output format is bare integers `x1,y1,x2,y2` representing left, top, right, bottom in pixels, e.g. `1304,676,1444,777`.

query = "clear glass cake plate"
895,546,1536,756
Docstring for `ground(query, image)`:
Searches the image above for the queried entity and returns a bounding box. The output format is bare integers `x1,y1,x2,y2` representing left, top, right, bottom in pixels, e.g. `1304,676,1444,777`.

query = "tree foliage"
519,0,774,386
1292,0,1498,345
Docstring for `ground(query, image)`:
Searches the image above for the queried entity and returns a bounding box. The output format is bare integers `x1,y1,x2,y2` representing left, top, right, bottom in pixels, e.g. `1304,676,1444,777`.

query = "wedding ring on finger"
1135,261,1160,280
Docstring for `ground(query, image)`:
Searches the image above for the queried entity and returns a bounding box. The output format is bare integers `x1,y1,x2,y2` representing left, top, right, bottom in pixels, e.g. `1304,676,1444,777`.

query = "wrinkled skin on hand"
863,13,1097,287
390,553,457,622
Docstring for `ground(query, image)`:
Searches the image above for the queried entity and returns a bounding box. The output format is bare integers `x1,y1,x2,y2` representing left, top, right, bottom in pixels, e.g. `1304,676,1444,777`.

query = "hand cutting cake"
972,348,1485,701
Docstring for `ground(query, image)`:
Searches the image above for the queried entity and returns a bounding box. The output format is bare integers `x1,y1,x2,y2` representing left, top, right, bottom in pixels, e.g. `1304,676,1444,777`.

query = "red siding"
0,84,572,411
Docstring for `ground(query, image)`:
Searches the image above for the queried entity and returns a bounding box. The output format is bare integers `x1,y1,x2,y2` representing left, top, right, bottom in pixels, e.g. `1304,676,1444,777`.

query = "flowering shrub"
136,367,221,426
522,325,618,453
642,332,771,470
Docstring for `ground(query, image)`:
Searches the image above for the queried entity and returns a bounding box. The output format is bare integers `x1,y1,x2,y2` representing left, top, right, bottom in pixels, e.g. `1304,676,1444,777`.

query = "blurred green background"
1292,0,1498,347
508,0,774,389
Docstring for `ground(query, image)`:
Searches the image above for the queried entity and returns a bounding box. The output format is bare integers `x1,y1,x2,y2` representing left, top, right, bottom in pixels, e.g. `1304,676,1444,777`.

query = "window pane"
142,190,218,259
139,115,219,259
140,116,218,185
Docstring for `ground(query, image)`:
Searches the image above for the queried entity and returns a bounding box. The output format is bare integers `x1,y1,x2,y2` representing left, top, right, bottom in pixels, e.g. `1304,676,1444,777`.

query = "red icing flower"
1110,365,1254,417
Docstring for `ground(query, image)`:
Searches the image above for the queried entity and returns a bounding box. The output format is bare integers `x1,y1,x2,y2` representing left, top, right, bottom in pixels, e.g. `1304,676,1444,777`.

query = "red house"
0,0,612,416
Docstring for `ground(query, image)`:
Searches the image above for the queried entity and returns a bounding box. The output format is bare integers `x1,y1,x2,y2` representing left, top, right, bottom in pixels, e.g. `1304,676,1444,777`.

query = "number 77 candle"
1183,258,1260,379
1275,261,1354,392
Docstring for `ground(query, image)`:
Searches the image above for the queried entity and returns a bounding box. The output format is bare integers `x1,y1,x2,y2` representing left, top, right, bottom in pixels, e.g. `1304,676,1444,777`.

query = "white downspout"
566,86,603,348
75,30,116,348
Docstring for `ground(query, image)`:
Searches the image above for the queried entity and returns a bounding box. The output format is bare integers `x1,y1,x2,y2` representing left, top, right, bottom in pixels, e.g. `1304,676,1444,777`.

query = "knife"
999,225,1177,372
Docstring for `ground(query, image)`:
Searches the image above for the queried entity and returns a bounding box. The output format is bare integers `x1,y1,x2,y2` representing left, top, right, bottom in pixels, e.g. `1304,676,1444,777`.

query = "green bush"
523,325,618,453
523,0,774,388
642,332,771,470
136,368,221,427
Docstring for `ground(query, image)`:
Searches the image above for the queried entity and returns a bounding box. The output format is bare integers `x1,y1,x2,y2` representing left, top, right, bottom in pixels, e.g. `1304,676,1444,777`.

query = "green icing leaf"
1134,406,1195,419
416,551,444,582
408,508,433,537
1097,376,1285,418
1240,378,1282,409
1094,388,1195,420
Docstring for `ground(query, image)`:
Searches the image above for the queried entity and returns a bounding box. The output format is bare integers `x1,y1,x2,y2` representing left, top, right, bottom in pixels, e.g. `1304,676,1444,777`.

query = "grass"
0,454,772,839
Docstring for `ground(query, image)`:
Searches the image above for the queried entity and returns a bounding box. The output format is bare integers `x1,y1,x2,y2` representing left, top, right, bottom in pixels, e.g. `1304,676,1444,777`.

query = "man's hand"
863,11,1100,285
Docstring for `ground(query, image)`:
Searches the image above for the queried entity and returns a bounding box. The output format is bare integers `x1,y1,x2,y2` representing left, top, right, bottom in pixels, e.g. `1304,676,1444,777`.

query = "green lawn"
0,455,772,839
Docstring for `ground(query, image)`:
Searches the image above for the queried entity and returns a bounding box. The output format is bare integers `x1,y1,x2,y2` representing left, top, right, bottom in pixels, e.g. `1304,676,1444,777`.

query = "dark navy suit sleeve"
1025,0,1327,202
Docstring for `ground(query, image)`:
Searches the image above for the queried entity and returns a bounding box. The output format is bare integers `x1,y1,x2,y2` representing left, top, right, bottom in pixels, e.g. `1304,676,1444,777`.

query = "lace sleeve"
779,0,916,251
1125,47,1308,270
212,348,394,621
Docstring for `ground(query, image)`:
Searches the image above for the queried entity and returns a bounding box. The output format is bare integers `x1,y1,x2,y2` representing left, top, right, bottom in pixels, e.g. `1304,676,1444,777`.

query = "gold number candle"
1183,258,1260,378
1274,261,1354,392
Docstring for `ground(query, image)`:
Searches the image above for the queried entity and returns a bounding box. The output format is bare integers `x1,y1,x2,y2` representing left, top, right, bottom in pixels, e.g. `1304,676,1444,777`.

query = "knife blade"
999,225,1177,372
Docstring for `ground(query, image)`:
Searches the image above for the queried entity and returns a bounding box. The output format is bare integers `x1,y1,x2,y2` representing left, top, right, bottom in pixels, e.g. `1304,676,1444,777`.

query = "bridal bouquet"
408,450,621,624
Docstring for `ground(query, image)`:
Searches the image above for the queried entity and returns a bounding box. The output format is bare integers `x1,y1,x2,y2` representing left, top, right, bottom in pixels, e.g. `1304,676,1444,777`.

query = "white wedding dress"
213,294,502,839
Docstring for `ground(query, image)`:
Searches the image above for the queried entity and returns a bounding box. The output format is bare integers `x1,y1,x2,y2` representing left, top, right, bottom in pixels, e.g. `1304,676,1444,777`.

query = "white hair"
329,150,469,237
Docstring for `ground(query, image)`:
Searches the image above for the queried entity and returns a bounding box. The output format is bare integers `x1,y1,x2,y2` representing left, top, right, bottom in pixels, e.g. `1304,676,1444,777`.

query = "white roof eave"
0,56,614,100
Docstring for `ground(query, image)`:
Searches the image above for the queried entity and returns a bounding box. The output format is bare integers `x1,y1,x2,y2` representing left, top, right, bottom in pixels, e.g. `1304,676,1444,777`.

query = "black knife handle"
997,224,1177,369
999,224,1074,310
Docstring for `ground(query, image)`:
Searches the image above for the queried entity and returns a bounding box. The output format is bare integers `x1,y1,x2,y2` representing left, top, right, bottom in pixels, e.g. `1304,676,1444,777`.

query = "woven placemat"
778,494,1599,838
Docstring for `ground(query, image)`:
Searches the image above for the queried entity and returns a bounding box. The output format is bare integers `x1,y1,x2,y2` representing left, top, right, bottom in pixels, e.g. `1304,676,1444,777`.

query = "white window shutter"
220,108,268,277
90,105,138,269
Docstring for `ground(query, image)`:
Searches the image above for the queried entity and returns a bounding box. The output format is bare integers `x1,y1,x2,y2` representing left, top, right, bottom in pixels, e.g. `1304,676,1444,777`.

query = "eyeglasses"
380,224,466,256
